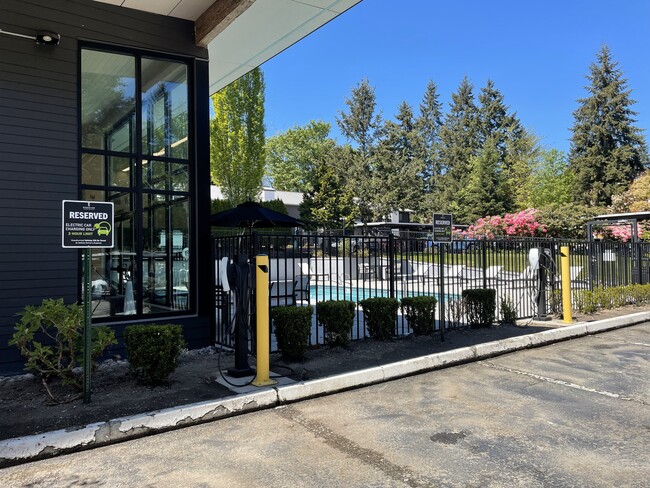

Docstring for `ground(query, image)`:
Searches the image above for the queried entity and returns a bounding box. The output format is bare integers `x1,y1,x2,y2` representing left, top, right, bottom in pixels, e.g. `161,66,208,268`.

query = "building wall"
0,0,210,374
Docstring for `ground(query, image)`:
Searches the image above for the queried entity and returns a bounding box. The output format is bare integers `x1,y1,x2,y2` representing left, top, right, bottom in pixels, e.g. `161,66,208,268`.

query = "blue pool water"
309,285,446,303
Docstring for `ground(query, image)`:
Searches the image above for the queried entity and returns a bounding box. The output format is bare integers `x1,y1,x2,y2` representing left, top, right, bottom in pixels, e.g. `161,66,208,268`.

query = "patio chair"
357,262,376,282
299,262,328,282
293,275,310,304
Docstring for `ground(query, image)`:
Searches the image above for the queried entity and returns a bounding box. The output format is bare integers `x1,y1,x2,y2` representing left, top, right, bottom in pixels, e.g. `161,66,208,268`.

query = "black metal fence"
212,233,650,351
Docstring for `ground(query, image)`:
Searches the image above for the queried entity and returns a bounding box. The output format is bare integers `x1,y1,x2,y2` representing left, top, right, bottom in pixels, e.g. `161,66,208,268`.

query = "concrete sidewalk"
2,311,649,468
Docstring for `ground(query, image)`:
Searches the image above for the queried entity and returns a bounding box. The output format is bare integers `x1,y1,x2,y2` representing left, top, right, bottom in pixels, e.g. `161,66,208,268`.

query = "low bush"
499,297,517,325
462,289,496,328
10,298,116,390
359,297,399,340
316,300,356,346
124,324,185,385
271,306,313,360
401,296,437,335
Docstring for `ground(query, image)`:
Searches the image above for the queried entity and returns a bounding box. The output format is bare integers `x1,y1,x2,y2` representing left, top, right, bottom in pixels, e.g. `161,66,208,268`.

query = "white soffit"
94,0,215,21
208,0,361,93
94,0,362,94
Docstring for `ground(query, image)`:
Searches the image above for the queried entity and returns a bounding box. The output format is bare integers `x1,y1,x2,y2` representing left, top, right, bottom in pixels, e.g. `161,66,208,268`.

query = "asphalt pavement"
1,323,648,487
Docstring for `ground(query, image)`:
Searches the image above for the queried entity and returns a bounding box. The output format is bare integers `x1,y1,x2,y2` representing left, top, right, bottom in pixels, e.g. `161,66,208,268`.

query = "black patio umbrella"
209,201,305,231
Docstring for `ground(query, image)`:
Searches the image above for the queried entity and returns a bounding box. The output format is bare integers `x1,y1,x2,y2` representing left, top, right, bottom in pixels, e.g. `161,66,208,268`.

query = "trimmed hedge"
401,296,437,335
359,297,399,340
575,284,650,314
316,300,356,346
124,324,185,385
462,289,496,328
271,306,313,360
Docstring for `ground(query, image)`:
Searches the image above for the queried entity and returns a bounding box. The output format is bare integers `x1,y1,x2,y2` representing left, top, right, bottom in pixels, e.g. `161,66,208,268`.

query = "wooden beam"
195,0,256,48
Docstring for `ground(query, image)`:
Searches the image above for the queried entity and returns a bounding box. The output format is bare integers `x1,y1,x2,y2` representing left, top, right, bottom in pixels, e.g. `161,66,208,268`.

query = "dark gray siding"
0,0,209,374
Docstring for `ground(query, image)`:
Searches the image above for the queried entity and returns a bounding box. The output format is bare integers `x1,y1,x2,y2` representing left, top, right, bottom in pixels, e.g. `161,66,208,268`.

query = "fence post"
481,239,488,290
388,233,395,298
560,246,573,324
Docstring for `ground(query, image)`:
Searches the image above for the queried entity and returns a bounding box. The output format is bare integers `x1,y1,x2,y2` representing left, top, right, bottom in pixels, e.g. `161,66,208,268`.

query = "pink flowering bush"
600,223,647,242
464,209,548,239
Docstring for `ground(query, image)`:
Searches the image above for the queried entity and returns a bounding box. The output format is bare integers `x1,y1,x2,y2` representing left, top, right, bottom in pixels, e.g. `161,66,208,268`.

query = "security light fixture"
0,28,60,46
36,31,60,45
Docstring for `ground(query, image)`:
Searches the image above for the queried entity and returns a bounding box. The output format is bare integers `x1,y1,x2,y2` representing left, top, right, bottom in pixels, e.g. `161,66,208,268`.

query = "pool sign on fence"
433,213,453,242
62,200,114,248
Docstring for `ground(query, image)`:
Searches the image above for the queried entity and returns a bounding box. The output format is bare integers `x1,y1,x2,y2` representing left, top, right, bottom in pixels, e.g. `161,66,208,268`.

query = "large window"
81,47,191,318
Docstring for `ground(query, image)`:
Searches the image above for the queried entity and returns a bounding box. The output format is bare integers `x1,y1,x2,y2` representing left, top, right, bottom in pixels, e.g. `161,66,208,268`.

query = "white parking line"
478,360,648,406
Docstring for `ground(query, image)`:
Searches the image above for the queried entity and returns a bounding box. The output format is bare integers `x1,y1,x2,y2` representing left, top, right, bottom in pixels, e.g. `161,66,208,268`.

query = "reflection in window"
81,48,191,320
82,190,137,317
82,154,132,187
81,51,135,151
143,194,190,314
142,59,188,159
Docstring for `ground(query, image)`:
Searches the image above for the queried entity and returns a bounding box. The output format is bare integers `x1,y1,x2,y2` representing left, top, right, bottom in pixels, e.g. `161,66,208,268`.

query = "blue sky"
262,0,650,153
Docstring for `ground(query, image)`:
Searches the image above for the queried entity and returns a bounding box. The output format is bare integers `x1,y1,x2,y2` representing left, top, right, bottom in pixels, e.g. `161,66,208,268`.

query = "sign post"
433,213,453,342
62,200,114,403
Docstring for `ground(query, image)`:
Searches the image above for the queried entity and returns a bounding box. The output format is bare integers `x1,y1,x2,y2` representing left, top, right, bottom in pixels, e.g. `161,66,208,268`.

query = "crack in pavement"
478,361,649,406
275,405,433,488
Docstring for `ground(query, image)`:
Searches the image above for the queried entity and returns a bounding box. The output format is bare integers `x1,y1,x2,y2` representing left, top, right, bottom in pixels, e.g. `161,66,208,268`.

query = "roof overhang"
94,0,362,94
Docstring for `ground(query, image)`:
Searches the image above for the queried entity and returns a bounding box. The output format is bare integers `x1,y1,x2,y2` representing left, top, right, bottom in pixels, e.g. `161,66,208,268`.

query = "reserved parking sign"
62,200,114,248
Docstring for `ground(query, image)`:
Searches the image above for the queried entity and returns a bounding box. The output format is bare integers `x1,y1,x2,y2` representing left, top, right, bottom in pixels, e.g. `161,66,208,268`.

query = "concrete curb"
2,311,649,467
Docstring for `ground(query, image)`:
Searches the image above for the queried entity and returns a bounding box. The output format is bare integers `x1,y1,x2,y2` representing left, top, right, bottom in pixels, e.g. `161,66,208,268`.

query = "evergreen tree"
569,46,649,206
210,67,266,205
438,77,480,216
477,79,530,213
374,101,425,218
416,81,444,219
336,78,383,224
300,145,356,230
265,120,334,193
458,138,505,223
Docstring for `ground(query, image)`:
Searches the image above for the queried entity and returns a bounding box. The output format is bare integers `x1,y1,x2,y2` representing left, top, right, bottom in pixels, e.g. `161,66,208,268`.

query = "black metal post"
83,249,92,403
439,244,445,342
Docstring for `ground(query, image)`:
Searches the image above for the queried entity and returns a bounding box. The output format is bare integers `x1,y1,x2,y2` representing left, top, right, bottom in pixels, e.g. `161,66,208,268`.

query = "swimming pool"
309,285,447,303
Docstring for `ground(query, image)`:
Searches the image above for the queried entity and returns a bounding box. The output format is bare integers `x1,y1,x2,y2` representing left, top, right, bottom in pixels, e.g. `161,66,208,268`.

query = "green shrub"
124,324,185,384
401,296,437,335
316,300,356,346
271,306,313,360
575,289,599,314
499,297,517,325
10,298,116,389
359,297,399,340
462,289,496,328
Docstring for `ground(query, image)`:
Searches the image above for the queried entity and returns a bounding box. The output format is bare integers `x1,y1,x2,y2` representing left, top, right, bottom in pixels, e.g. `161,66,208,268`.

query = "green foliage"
210,67,266,206
300,145,357,230
401,296,437,335
337,78,382,224
316,300,356,346
499,297,517,325
461,289,496,328
271,306,313,360
523,149,575,208
438,77,480,221
123,324,185,385
569,46,649,206
359,297,399,340
373,101,426,218
536,203,604,238
10,298,117,388
265,121,334,193
211,198,233,215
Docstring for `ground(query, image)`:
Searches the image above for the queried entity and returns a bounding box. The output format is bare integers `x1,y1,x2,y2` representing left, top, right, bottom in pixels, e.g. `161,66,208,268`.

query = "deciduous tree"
210,67,266,205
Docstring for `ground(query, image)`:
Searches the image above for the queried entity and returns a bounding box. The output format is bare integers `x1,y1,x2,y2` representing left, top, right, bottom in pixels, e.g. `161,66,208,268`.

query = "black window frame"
78,41,196,322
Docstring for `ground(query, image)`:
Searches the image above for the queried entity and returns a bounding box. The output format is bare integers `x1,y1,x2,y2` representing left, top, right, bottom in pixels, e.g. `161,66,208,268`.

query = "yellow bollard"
560,246,573,324
252,255,277,387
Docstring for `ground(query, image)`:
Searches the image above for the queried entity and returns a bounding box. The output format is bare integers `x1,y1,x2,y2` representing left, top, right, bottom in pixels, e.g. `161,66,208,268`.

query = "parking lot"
1,323,648,487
